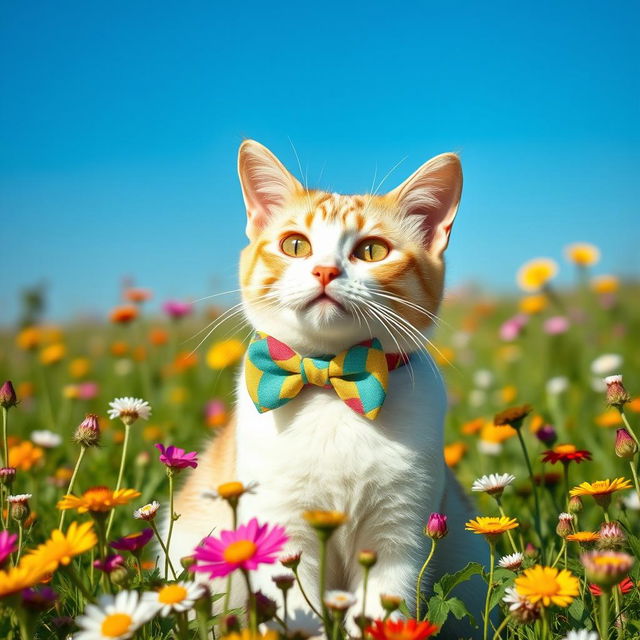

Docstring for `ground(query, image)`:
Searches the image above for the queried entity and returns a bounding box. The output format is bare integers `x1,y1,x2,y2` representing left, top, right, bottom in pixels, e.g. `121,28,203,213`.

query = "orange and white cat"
170,140,485,637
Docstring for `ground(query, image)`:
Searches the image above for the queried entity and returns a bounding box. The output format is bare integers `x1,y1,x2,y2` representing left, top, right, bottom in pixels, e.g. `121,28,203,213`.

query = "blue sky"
1,0,638,322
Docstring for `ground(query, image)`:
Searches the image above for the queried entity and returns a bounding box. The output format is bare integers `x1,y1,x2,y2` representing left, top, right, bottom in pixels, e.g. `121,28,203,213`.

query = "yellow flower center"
530,574,560,597
223,540,257,564
158,584,188,604
554,444,576,454
217,481,245,499
101,613,132,638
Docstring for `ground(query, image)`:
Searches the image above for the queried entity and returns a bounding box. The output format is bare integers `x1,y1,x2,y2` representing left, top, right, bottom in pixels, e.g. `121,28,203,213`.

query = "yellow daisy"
570,478,632,498
206,339,245,370
515,565,579,607
27,521,97,570
566,531,600,545
465,516,519,541
516,258,558,292
57,486,141,513
565,242,600,267
0,560,47,598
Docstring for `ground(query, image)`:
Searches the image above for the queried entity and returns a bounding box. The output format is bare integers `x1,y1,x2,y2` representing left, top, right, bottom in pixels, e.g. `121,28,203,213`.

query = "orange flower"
57,487,141,513
109,306,138,324
69,357,91,379
16,327,42,350
595,409,623,428
172,351,198,373
461,418,484,435
149,328,169,346
570,478,632,499
40,343,66,365
628,398,640,413
500,385,518,405
124,288,152,304
480,422,516,444
567,531,600,544
110,341,129,356
444,442,467,467
519,295,547,315
366,618,439,640
591,275,619,295
9,441,44,471
429,346,455,367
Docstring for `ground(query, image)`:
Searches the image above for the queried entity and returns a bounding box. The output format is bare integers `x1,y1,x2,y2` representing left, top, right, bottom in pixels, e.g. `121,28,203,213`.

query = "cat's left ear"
388,153,462,256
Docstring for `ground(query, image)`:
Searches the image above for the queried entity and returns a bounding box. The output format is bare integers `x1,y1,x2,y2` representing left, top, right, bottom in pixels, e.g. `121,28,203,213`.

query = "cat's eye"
281,233,312,258
353,238,390,262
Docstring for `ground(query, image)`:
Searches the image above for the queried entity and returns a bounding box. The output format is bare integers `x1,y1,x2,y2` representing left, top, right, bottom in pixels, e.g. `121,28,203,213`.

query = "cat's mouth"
305,292,346,311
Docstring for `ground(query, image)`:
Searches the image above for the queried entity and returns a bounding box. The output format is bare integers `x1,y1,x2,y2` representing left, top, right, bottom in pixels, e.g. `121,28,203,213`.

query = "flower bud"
180,555,196,570
280,551,302,570
425,513,448,540
253,590,277,623
568,495,583,514
73,414,100,447
556,513,574,538
0,467,16,488
597,521,626,551
358,549,378,568
535,424,557,446
272,574,295,591
224,615,241,633
7,494,31,522
615,428,637,459
524,543,538,559
109,564,131,586
0,381,17,409
605,375,631,408
380,594,402,613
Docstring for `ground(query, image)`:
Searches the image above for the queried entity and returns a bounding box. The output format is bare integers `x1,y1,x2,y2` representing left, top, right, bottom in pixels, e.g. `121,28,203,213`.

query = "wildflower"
110,528,154,553
503,587,540,623
535,424,557,446
543,316,570,335
206,399,228,427
461,418,484,435
597,522,626,550
565,242,600,267
222,631,278,640
568,495,583,513
494,404,532,429
499,314,528,341
556,513,574,538
109,305,139,324
28,521,97,570
444,441,466,467
8,441,44,471
519,294,547,315
478,440,503,455
465,516,519,542
473,369,494,389
73,414,101,447
566,532,600,547
546,377,569,396
0,561,48,598
358,549,378,567
143,581,207,616
39,343,66,365
589,577,634,597
366,618,439,640
613,428,637,460
0,381,17,408
605,375,631,408
516,258,558,292
192,517,288,579
21,585,57,611
499,552,524,571
93,554,126,574
424,513,448,540
206,339,245,370
0,467,16,487
154,443,198,470
30,430,62,448
380,594,402,613
524,543,538,559
57,487,141,513
107,397,151,425
471,473,515,497
515,565,579,607
591,275,619,295
541,444,591,465
570,477,633,509
280,552,302,570
581,550,634,587
324,590,357,612
69,357,91,379
272,573,295,591
622,491,640,510
561,630,599,640
163,300,193,319
74,590,159,639
0,531,17,566
7,494,32,522
302,510,348,538
124,288,152,304
591,354,623,377
133,501,160,521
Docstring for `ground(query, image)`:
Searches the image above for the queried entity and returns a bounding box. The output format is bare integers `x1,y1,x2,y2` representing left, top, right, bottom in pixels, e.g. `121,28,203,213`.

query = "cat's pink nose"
312,265,341,287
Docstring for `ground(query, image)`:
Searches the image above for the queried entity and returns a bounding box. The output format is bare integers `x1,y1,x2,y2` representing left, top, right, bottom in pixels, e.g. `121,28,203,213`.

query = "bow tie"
245,332,407,420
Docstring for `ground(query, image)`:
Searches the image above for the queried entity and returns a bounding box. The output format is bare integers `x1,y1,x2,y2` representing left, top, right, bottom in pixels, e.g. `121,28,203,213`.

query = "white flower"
498,552,524,571
133,501,160,521
323,590,357,611
471,473,516,495
503,587,540,623
604,374,622,385
473,369,494,389
142,581,207,616
590,377,607,393
546,376,569,395
591,353,623,376
75,590,159,640
7,494,32,504
107,397,151,424
478,440,502,456
30,429,63,448
562,630,599,640
623,490,640,511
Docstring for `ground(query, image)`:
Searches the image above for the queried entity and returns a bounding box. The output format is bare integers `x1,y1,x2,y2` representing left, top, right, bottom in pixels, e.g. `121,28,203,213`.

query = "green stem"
541,608,551,640
551,540,566,568
134,554,143,583
221,504,239,632
497,501,519,553
516,428,543,549
619,410,639,447
628,460,640,503
165,471,176,579
107,421,131,537
64,563,94,603
59,445,87,530
416,539,437,619
562,462,570,510
319,536,331,633
293,567,323,618
613,587,623,639
15,522,23,563
361,565,370,630
1,407,8,468
150,520,177,579
483,543,495,640
0,486,7,531
600,589,610,640
491,614,510,640
331,611,341,640
242,569,258,633
176,611,190,640
196,602,210,640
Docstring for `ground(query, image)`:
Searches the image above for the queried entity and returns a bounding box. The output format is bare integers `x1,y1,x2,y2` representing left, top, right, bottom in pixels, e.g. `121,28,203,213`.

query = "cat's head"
238,140,462,356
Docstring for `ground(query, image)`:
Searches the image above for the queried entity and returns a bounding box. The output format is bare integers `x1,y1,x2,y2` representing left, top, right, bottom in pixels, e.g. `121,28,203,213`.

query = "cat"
169,140,487,638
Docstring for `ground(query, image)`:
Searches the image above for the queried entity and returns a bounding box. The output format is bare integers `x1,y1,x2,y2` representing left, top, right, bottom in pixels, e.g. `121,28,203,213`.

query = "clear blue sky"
1,0,638,323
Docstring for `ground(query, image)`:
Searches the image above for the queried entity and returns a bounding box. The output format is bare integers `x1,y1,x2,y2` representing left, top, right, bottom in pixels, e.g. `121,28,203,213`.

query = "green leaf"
568,597,586,624
432,562,485,599
398,599,412,618
426,595,451,626
447,597,477,628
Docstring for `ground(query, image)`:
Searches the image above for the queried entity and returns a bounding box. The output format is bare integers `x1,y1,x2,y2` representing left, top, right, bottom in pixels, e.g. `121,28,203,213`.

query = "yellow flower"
570,478,632,498
9,441,44,471
515,565,579,607
518,294,547,315
429,345,455,367
16,327,42,351
27,521,97,570
444,442,467,467
40,343,66,365
500,385,518,405
302,510,348,531
566,531,600,544
169,386,188,405
516,258,558,292
465,516,519,538
206,339,246,370
69,357,91,379
565,243,600,267
595,409,623,428
480,422,516,444
222,631,279,640
461,418,484,436
591,275,619,295
143,425,163,442
57,487,141,513
0,560,47,598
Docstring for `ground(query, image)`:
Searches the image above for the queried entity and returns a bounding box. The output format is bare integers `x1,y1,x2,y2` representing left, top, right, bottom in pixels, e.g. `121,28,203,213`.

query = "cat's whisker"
367,287,449,330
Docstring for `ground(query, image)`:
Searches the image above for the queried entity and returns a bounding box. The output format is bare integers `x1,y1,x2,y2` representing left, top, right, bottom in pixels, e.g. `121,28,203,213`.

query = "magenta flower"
192,517,288,579
155,443,198,470
93,554,126,573
110,528,154,553
163,300,193,319
544,315,570,335
21,586,57,611
499,314,528,341
0,530,18,565
77,382,99,400
425,513,448,540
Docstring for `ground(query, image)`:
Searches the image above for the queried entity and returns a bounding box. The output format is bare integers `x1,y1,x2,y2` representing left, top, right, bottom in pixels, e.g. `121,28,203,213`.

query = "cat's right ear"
238,140,303,238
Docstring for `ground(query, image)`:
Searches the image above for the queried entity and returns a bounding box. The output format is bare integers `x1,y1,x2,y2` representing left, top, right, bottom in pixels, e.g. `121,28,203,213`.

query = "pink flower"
499,315,528,341
77,382,99,400
0,530,18,565
425,513,448,539
110,528,154,553
163,300,193,319
93,554,126,573
21,586,57,611
155,443,198,470
543,316,570,335
192,517,288,579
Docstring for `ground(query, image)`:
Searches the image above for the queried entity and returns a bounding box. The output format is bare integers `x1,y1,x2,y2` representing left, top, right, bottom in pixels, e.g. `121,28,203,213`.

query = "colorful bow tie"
245,332,407,420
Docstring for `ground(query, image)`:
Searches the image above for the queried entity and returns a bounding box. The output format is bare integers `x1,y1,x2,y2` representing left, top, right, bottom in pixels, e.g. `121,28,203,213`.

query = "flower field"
1,243,640,640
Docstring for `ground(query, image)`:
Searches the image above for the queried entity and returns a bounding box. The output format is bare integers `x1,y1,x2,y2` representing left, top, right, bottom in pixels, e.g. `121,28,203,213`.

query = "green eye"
281,233,312,257
353,238,390,262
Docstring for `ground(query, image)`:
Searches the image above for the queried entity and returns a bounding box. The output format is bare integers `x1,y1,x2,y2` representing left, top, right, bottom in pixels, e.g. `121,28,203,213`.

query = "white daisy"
107,397,152,425
133,501,160,521
75,590,159,640
562,631,599,640
31,429,63,448
471,473,516,495
498,552,524,571
469,389,487,408
591,353,623,376
546,376,569,395
503,587,540,623
142,581,207,616
323,590,357,611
